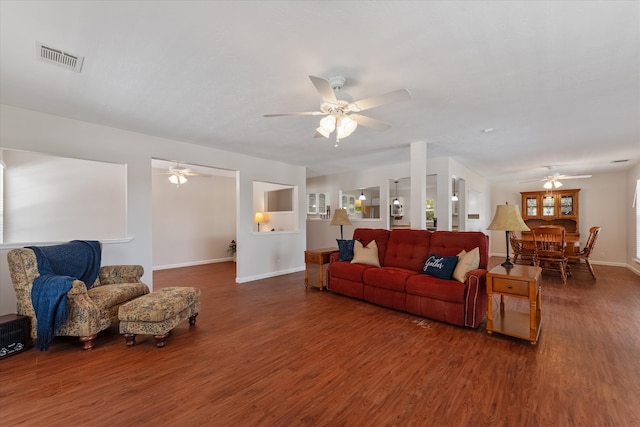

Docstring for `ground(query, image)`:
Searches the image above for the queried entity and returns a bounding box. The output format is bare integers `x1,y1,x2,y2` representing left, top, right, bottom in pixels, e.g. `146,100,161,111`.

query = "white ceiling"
1,1,638,180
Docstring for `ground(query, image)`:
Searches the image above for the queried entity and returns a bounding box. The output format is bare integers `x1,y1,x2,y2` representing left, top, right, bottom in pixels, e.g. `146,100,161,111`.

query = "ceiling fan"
158,164,211,187
263,75,411,146
520,172,592,189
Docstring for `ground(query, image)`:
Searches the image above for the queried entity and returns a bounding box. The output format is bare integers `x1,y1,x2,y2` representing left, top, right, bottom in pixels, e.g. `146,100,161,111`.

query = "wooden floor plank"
1,258,639,426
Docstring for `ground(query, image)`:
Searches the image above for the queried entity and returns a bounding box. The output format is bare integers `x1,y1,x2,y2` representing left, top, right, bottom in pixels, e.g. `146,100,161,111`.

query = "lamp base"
501,260,515,268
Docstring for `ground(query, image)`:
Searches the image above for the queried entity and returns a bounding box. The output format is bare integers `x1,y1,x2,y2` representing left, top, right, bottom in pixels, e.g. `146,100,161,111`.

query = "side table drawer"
492,277,529,297
305,252,321,263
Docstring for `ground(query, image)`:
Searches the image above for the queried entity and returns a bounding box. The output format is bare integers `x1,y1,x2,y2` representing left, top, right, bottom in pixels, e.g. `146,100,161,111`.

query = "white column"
410,141,427,230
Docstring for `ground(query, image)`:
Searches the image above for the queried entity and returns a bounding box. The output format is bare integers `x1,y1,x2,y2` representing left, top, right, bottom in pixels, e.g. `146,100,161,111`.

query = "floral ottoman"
118,287,201,348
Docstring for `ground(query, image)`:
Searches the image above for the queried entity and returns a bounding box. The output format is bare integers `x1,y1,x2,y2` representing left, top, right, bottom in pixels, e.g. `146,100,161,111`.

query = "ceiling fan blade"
519,178,547,183
350,114,391,131
309,75,337,104
313,131,328,139
348,88,412,112
556,175,592,180
184,172,212,177
263,111,325,117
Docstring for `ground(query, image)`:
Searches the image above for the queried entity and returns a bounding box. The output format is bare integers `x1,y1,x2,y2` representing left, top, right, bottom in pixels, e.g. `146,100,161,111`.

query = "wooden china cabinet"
520,189,580,240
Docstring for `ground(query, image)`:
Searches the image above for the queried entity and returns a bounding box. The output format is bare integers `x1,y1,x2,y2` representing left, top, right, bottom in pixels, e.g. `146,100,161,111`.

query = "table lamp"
254,212,264,232
330,208,351,240
487,203,530,268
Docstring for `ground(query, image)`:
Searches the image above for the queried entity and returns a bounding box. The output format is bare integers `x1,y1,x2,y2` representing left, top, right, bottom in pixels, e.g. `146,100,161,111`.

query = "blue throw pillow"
422,254,459,280
336,239,356,262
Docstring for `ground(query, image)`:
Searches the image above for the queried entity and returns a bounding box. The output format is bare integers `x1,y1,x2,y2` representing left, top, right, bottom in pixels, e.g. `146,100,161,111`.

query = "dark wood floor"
1,258,639,426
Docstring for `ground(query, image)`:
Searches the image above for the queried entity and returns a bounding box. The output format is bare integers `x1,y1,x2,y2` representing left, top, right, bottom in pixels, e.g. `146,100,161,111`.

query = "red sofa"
327,228,489,328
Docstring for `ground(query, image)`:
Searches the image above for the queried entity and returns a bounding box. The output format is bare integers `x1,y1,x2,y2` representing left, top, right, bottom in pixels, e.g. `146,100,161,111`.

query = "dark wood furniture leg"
79,334,97,350
154,333,169,348
124,333,136,347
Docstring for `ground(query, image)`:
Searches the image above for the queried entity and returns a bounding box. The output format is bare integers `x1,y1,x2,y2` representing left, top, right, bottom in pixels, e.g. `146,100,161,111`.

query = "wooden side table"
486,264,542,345
304,248,337,291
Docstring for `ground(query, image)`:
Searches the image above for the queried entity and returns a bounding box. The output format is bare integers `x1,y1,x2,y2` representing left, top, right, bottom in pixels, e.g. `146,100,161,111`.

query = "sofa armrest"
97,265,145,286
329,252,341,263
464,268,488,328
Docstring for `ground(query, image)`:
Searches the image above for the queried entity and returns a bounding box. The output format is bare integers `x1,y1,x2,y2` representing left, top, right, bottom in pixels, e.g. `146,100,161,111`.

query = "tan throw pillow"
452,247,480,282
351,240,381,267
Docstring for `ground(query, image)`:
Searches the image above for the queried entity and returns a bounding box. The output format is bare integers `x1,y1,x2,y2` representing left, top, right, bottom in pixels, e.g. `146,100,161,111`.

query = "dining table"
517,233,581,256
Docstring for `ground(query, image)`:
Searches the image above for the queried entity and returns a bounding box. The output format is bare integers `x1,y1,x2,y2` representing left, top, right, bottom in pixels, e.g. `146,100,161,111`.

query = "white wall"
0,105,306,315
3,149,127,242
489,170,632,266
152,171,236,269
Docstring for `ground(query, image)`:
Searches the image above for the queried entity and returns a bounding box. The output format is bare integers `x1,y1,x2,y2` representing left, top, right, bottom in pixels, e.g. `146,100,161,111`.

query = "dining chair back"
532,226,568,285
509,231,536,265
567,226,601,279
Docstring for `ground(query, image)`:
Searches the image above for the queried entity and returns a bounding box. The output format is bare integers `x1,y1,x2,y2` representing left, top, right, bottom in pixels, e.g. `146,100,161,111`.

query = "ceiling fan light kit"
264,75,411,145
520,172,592,189
168,174,187,185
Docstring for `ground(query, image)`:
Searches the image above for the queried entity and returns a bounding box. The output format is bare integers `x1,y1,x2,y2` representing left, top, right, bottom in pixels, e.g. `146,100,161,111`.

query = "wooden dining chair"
567,226,601,279
532,226,568,285
509,231,536,265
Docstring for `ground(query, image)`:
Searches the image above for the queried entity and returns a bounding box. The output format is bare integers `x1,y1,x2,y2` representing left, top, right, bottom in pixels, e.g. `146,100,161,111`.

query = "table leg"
304,262,309,288
487,289,493,335
318,261,323,291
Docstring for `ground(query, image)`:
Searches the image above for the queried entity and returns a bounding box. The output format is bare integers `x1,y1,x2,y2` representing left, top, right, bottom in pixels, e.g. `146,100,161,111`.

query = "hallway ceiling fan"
263,75,411,146
520,172,592,189
158,164,212,187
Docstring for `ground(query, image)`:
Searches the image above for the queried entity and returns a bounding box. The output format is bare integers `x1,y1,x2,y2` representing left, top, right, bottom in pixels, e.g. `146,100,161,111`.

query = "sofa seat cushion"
363,267,417,292
405,274,465,303
329,261,376,283
87,282,150,311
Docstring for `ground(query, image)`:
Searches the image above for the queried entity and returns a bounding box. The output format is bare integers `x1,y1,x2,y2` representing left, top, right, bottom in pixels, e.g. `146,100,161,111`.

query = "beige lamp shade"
330,208,351,240
330,208,351,226
487,204,530,231
254,212,264,223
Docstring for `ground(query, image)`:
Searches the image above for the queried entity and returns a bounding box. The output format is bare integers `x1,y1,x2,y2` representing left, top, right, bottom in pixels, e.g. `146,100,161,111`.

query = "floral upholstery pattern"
7,247,149,342
118,287,201,335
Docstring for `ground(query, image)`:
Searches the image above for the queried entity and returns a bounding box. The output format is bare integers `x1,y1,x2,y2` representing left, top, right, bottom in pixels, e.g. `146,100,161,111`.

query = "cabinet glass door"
542,195,555,216
560,195,574,216
347,195,356,215
307,193,317,214
318,193,326,214
525,196,538,217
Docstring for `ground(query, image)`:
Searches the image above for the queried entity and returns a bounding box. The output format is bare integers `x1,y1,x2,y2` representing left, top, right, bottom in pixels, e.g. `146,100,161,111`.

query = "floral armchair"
7,247,149,350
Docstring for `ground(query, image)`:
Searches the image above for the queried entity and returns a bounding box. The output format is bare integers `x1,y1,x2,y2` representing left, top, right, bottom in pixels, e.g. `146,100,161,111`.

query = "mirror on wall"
339,187,380,219
1,149,127,244
253,181,298,232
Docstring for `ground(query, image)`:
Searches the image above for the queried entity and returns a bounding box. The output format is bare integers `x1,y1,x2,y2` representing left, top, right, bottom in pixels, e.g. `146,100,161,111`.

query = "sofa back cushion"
352,228,390,267
429,231,489,269
384,229,432,271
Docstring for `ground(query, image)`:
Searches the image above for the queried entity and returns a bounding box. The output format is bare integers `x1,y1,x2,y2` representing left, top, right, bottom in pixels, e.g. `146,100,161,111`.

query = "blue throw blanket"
28,240,101,350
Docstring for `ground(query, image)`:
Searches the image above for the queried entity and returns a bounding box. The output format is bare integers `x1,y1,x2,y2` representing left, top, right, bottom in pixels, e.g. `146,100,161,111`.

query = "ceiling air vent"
36,41,84,72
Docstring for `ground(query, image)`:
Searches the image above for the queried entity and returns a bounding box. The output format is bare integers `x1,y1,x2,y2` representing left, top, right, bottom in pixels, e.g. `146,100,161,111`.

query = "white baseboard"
236,266,305,283
152,258,231,271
